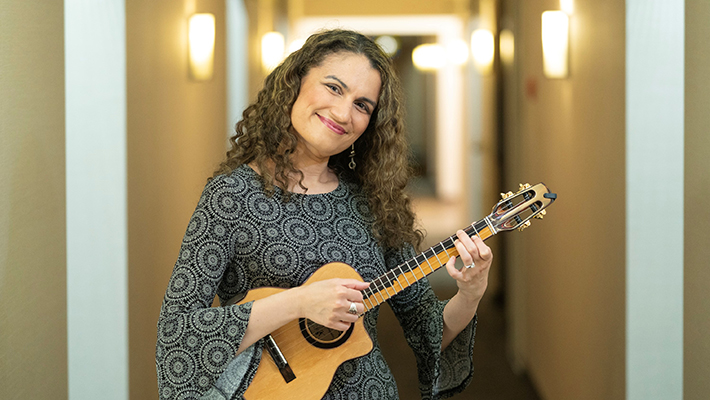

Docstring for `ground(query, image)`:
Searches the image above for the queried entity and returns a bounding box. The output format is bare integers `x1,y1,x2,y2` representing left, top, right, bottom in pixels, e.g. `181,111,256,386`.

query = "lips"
317,114,346,135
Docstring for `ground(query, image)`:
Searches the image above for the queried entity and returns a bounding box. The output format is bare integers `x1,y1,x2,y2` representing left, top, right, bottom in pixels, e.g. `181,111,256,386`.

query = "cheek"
354,114,373,135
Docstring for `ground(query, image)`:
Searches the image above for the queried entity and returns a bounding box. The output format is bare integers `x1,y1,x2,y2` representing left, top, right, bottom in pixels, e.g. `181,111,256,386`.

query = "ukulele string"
251,220,493,356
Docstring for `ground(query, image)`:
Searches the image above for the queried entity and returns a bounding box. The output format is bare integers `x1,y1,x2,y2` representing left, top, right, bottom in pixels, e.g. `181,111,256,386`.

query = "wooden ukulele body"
239,262,374,400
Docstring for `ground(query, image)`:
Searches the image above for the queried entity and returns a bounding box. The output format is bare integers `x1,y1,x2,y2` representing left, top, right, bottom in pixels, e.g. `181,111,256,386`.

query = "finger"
342,279,370,291
445,255,463,280
456,230,479,260
471,235,493,261
331,320,352,331
454,238,475,267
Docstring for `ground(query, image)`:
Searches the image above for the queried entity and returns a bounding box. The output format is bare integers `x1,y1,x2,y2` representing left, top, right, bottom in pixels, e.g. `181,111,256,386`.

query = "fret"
400,265,411,285
484,216,497,235
358,215,501,311
413,259,427,279
470,222,480,238
424,255,436,273
393,271,405,290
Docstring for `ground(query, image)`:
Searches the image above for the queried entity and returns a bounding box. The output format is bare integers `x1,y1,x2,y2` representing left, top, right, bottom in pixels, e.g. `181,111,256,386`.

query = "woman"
156,29,493,400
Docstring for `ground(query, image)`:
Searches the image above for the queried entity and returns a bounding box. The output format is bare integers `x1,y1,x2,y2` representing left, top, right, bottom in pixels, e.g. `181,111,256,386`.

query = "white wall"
65,1,128,398
626,0,684,398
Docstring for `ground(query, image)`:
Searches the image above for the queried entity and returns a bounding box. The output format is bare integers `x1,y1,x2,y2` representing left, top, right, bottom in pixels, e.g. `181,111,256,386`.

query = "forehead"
307,52,382,95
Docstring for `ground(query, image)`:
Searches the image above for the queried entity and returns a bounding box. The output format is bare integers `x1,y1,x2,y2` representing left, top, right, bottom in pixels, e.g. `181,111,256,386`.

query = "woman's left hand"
444,230,494,303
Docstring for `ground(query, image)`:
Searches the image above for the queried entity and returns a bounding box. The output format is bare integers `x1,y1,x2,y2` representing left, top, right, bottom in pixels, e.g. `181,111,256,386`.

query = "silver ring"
465,263,475,269
347,302,358,315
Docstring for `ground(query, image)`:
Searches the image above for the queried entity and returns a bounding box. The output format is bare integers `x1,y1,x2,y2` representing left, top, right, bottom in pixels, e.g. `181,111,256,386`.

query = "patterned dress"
156,164,476,399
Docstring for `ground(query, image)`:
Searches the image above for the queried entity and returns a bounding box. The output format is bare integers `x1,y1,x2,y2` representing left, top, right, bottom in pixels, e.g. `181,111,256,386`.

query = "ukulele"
238,182,557,399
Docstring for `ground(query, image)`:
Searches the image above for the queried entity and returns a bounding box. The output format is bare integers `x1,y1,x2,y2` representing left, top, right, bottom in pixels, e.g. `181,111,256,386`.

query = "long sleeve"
384,245,477,400
156,175,255,399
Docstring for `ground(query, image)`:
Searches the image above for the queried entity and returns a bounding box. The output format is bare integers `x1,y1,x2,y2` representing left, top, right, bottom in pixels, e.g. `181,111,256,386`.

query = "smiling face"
290,52,382,164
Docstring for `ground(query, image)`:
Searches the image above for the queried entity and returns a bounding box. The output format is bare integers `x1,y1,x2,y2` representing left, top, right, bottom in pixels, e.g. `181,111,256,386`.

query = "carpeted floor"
377,279,541,400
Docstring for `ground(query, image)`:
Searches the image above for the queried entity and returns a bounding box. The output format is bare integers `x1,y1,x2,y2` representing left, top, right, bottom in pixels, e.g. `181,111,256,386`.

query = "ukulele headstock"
490,183,557,233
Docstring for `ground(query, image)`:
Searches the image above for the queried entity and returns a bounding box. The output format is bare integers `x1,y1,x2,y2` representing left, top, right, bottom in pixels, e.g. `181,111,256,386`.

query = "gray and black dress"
156,164,477,400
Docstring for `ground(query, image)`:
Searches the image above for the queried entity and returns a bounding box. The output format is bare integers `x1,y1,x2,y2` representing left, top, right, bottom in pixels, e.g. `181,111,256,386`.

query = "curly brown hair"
213,29,423,250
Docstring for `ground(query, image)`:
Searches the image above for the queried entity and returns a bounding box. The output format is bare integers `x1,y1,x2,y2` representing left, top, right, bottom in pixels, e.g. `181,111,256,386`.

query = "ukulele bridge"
264,334,295,383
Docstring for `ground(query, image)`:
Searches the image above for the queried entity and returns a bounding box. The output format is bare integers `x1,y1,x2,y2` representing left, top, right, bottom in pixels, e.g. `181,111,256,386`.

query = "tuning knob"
518,220,532,232
501,191,514,199
534,210,547,219
518,183,531,192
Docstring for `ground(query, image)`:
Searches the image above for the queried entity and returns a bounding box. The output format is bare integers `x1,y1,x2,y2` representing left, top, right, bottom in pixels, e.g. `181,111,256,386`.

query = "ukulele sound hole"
299,318,354,349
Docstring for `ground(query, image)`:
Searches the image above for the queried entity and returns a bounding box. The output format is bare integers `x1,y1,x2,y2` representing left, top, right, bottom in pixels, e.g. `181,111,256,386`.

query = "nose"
330,98,351,124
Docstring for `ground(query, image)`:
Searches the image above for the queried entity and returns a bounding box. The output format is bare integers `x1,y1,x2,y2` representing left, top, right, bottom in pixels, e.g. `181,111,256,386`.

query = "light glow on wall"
560,0,574,15
446,39,469,66
188,13,215,81
542,11,570,78
287,38,306,55
471,29,495,74
412,43,446,71
376,35,399,57
500,29,515,66
261,31,285,72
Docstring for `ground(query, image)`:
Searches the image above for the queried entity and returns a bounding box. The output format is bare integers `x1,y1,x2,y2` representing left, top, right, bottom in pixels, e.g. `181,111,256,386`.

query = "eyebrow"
325,75,378,109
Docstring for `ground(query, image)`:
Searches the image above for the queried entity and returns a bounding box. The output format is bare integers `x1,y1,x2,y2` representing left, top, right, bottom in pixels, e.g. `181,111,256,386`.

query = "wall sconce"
287,38,306,56
261,31,285,73
188,13,215,81
376,35,400,57
470,29,495,74
560,0,574,15
499,29,515,66
412,43,446,71
541,11,570,78
446,39,469,66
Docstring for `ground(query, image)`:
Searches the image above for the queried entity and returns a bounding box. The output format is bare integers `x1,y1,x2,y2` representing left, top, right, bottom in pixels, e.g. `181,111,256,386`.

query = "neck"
288,147,338,194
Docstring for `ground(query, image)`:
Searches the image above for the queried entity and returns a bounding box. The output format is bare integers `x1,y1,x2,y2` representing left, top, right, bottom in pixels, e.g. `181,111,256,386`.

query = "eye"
325,83,341,94
355,102,371,114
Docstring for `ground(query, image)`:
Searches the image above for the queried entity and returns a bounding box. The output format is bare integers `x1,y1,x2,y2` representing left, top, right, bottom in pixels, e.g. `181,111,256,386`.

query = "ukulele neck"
361,217,496,312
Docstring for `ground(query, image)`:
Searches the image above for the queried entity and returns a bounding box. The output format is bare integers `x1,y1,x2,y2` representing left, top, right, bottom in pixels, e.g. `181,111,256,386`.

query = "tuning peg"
518,183,531,192
534,210,547,219
501,191,514,200
518,220,532,232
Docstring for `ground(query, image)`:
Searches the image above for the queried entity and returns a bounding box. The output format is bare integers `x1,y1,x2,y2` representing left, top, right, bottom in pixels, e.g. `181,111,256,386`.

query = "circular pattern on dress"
335,219,369,245
160,387,172,399
283,216,317,246
158,316,185,346
210,186,242,221
182,209,208,244
247,192,282,222
329,181,348,199
167,267,198,300
223,173,247,192
303,195,334,221
176,390,202,400
196,241,227,278
230,219,261,256
363,376,384,399
200,338,234,374
190,309,225,334
319,241,354,265
350,194,374,223
262,243,299,278
213,224,227,237
164,349,197,385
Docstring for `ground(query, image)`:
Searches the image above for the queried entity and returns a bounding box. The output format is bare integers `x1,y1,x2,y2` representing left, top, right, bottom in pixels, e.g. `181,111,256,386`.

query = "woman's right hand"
295,278,370,331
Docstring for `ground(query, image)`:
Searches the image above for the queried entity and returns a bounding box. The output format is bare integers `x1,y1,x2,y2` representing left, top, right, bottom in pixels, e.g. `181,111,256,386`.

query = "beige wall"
509,0,626,398
126,0,228,397
684,0,710,398
300,0,469,16
0,1,68,398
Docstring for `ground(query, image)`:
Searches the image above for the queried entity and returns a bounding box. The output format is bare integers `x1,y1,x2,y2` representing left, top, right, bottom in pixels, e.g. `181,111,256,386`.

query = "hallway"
378,288,541,399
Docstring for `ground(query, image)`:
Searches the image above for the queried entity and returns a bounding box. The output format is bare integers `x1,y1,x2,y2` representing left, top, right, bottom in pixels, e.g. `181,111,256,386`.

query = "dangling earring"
348,143,356,170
